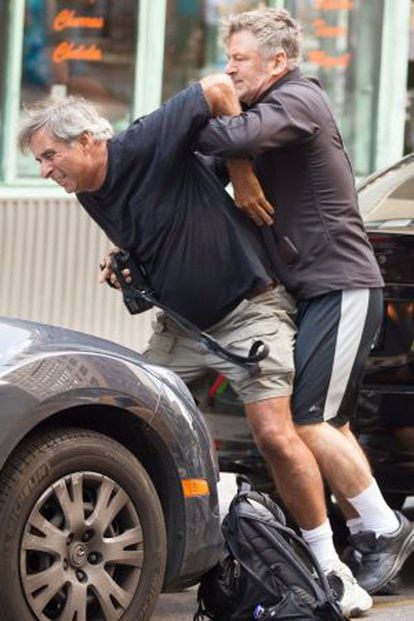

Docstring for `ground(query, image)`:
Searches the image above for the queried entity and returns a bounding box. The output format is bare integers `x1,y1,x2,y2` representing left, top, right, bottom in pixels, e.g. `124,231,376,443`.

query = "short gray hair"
221,8,303,70
18,95,114,152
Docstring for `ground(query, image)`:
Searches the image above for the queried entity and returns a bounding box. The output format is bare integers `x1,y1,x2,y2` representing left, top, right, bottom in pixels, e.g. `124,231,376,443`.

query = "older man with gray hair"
197,5,414,608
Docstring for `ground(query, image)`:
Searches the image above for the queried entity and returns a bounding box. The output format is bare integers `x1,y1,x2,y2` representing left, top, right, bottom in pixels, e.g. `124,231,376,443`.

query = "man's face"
30,127,95,193
225,30,286,104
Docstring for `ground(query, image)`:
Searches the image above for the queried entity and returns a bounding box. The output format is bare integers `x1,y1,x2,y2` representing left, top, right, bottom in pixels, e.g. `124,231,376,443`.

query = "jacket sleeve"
196,93,320,158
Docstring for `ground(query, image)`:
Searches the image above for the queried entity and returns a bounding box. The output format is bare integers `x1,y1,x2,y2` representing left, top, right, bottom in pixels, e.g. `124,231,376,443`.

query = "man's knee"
295,421,336,454
295,422,324,440
245,397,299,459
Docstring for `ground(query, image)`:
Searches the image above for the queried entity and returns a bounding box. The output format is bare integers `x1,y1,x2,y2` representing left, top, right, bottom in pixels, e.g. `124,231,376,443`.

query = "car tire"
0,427,167,621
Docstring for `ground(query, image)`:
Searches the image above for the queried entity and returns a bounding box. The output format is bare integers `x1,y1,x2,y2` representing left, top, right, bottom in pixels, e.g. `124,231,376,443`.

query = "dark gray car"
0,317,222,621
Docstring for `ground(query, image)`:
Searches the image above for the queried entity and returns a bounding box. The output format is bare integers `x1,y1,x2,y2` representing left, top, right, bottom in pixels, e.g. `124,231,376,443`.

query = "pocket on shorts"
246,290,296,337
214,292,295,354
212,302,275,348
224,302,295,392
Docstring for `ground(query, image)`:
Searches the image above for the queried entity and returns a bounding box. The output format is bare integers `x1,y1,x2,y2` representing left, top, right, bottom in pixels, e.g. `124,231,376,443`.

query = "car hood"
0,316,190,398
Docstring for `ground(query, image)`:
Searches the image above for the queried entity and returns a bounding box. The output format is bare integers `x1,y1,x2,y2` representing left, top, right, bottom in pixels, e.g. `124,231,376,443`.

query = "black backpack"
194,478,347,621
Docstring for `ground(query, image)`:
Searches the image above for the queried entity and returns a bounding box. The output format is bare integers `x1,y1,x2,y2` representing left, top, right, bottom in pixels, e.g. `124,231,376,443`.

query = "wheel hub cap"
69,542,88,568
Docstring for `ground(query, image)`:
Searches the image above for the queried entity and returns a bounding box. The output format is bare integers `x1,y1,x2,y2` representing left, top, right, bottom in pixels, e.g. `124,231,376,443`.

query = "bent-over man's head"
18,96,113,194
221,8,302,105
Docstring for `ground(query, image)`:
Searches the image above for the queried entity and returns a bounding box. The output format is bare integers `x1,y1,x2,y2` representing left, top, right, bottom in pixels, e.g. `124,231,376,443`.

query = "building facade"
0,0,411,349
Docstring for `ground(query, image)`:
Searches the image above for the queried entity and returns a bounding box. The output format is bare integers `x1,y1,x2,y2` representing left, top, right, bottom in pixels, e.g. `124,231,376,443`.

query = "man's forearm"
199,75,274,225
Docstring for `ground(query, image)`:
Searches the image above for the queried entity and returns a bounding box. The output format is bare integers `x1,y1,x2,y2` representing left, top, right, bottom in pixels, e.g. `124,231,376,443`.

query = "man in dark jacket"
197,6,414,600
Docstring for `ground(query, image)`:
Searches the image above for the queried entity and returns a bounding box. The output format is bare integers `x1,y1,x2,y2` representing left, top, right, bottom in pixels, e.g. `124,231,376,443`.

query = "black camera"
109,250,154,315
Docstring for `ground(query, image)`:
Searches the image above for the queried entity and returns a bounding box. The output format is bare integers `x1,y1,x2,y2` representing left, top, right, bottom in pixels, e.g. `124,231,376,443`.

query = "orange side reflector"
181,478,210,497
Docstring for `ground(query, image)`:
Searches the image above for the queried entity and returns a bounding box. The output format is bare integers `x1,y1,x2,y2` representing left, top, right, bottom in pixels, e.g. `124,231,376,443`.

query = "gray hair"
221,8,303,70
18,95,114,152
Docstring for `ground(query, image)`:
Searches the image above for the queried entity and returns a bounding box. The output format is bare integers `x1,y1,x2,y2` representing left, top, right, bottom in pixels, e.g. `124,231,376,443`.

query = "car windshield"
358,155,414,233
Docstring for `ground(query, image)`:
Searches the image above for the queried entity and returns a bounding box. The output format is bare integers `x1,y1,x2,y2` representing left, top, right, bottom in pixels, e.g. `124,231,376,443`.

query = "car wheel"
0,427,167,621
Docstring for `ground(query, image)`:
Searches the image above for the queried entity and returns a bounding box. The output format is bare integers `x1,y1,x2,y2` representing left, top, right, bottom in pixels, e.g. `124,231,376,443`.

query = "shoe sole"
347,607,366,618
368,527,414,594
343,596,373,618
340,585,373,617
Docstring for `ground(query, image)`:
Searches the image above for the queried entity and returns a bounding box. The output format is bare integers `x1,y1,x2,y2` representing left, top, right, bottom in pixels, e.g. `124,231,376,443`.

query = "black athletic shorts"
292,288,383,427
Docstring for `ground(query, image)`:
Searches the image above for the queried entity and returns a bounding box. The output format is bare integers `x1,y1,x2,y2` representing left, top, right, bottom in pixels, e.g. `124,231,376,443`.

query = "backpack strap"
193,596,213,621
233,481,287,525
235,474,253,495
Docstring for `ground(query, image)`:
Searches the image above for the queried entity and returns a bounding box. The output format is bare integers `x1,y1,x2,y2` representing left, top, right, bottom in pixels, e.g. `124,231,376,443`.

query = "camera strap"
109,250,269,376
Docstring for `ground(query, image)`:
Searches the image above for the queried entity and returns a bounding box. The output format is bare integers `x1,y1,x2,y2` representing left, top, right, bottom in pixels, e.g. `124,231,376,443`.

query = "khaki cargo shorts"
144,286,296,404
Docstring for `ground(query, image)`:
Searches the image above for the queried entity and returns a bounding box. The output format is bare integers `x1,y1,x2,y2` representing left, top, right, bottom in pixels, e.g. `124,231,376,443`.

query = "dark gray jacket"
197,69,384,300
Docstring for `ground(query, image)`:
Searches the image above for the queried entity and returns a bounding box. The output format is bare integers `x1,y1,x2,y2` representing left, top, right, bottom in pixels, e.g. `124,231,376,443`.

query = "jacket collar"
243,68,302,110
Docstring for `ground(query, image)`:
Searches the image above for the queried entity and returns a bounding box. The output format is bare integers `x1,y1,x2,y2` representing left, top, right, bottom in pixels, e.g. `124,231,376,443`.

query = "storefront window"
19,0,139,177
163,0,384,177
285,0,384,176
162,0,268,101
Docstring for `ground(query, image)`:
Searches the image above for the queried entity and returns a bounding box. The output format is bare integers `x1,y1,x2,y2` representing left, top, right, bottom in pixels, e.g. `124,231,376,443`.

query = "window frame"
1,0,167,186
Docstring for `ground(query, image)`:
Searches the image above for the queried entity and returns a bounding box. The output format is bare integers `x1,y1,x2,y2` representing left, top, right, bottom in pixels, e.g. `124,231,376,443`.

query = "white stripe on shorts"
323,289,370,421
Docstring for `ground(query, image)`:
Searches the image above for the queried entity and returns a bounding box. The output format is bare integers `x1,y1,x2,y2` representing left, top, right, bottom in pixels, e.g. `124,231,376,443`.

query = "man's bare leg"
245,396,327,529
331,423,373,521
296,421,398,531
296,421,372,501
244,394,374,618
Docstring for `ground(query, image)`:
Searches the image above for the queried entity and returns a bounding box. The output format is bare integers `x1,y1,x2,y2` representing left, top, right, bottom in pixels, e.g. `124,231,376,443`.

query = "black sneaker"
347,512,414,594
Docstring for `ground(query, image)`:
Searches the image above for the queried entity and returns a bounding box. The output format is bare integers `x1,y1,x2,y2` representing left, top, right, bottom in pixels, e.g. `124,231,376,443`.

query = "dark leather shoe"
347,512,414,594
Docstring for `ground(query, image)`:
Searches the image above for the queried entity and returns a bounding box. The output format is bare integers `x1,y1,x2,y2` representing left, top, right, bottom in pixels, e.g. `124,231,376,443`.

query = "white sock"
346,517,364,535
301,520,339,572
347,479,399,536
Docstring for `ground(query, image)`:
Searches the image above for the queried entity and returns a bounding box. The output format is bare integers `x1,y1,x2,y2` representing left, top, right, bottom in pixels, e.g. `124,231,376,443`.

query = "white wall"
0,190,154,352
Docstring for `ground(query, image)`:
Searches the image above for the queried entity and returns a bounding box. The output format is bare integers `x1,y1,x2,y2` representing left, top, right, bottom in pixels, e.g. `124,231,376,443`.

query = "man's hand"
200,74,241,116
99,250,131,289
227,159,275,226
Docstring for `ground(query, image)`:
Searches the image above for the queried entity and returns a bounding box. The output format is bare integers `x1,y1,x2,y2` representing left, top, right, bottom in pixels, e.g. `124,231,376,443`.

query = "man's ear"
271,51,288,76
78,131,94,151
